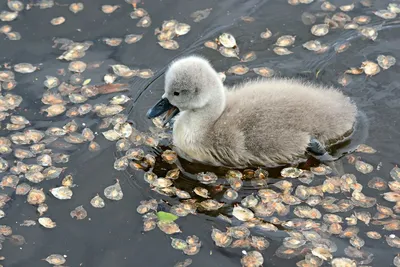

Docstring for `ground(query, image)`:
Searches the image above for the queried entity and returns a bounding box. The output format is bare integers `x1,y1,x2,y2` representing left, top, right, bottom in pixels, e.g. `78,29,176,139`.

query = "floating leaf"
82,78,91,85
43,254,66,265
157,211,178,222
104,180,123,201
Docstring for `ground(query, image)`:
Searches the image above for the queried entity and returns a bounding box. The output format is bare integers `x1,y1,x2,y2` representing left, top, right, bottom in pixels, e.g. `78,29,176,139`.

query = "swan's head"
147,55,223,125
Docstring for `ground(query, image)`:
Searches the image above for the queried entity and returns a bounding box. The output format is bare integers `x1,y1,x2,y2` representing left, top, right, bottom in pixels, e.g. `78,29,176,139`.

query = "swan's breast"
172,118,214,162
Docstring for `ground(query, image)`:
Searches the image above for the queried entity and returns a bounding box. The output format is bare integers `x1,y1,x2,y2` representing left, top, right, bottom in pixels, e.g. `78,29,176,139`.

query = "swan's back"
225,78,356,141
208,79,357,166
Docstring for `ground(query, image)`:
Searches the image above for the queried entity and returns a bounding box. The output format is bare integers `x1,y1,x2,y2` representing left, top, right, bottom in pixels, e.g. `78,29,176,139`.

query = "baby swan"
147,55,357,168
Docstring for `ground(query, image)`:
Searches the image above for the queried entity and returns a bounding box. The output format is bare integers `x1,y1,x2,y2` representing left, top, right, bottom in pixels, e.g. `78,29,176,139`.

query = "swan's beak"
146,98,179,125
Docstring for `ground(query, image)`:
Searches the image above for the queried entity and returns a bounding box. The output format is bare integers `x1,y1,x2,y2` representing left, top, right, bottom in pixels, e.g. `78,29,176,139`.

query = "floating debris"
171,237,188,250
137,16,152,27
193,187,210,198
161,150,177,164
294,206,321,219
0,11,18,22
51,17,66,26
383,192,400,202
359,27,378,41
125,34,143,44
204,40,218,50
386,234,400,248
20,220,36,227
312,247,332,261
335,42,351,53
377,55,396,70
241,251,264,267
356,144,377,153
227,65,249,75
355,160,373,174
68,61,87,73
344,23,359,30
338,73,352,87
273,47,293,55
159,40,179,50
361,61,381,76
331,258,356,267
374,10,397,20
340,3,354,12
27,189,46,205
37,203,48,216
368,177,387,190
130,8,148,19
275,35,295,47
138,69,154,79
5,31,20,40
281,167,302,178
0,25,12,34
104,180,123,200
233,205,254,221
311,165,332,175
38,217,56,228
253,67,275,77
143,220,156,232
241,16,255,23
388,3,400,13
241,51,257,62
190,8,212,22
224,188,239,200
219,47,239,58
393,256,400,267
303,40,322,51
212,228,232,247
175,23,191,36
260,28,272,39
353,16,371,24
321,1,336,11
197,172,218,184
390,166,400,182
311,24,329,36
16,183,31,195
219,33,237,48
104,74,117,84
102,5,120,14
345,68,363,75
50,186,73,200
8,1,24,11
157,221,181,234
14,63,36,74
199,199,224,211
70,205,87,220
174,259,193,267
301,12,316,25
103,38,122,47
44,254,66,265
69,2,84,13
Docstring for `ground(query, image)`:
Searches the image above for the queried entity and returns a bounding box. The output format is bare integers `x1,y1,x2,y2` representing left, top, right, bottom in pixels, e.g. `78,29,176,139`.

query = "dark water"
1,0,400,266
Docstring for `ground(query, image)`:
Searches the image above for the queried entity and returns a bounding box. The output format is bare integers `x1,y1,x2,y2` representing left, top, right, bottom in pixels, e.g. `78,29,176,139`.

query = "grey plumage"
162,55,357,168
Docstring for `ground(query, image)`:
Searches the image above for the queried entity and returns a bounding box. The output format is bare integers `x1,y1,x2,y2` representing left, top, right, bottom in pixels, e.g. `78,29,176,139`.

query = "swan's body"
147,56,357,168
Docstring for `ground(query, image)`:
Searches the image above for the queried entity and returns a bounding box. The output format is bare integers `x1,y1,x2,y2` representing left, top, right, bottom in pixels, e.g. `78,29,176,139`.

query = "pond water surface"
1,0,400,266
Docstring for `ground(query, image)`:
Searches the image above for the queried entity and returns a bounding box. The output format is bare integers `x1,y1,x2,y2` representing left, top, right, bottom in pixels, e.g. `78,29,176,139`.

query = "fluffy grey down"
161,55,357,168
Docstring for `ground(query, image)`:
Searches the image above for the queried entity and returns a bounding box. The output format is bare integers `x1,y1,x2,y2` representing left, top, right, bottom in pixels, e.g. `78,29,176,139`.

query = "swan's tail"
332,109,370,158
314,110,368,176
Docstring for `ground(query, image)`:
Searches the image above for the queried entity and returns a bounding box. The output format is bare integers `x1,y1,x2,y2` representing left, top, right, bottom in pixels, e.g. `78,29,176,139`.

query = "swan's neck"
173,86,225,148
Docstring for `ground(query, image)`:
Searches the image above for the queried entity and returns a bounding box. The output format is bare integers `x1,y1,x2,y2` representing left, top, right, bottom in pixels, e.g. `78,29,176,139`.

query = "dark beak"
146,98,179,126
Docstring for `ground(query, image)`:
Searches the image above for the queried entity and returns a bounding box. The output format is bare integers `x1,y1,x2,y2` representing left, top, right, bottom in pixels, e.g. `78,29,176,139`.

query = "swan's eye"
173,92,180,96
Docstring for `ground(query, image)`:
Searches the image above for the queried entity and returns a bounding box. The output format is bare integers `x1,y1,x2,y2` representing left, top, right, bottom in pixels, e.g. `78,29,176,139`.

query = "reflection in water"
1,0,400,266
